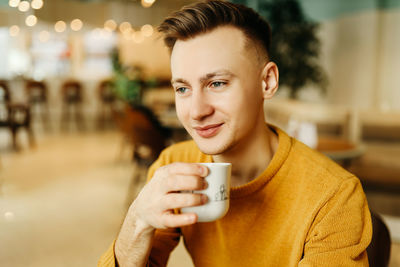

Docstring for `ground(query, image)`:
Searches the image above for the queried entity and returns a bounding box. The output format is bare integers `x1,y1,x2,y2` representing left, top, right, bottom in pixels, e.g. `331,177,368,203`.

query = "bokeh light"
119,22,132,33
31,0,44,10
18,0,30,12
9,25,20,36
39,30,50,42
141,24,153,37
9,0,20,8
25,15,37,27
54,20,67,33
70,19,83,31
104,19,117,32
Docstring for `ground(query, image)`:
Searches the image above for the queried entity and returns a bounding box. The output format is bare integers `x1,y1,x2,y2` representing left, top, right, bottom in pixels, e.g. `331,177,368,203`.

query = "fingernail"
186,214,195,222
199,165,207,176
201,194,208,204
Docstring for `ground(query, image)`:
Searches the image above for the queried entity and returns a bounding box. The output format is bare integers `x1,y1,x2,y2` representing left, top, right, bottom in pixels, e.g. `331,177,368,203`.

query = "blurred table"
317,136,365,168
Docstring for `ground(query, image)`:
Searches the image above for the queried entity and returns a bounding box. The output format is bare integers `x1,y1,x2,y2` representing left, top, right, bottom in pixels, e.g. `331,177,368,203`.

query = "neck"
212,123,279,187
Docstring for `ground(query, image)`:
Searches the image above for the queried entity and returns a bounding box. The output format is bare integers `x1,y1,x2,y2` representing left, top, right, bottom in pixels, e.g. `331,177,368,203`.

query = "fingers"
166,162,208,177
133,163,210,229
156,163,209,192
161,212,198,228
166,175,208,192
162,193,208,210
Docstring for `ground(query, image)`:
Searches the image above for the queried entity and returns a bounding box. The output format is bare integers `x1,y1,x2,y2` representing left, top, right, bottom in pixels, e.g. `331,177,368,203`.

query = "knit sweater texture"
98,127,372,266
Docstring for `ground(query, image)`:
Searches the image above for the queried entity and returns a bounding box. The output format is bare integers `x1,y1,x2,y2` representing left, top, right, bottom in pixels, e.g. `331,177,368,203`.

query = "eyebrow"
171,70,236,86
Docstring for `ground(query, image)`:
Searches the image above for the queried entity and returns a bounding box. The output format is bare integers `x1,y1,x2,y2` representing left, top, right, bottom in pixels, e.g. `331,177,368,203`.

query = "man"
99,1,372,266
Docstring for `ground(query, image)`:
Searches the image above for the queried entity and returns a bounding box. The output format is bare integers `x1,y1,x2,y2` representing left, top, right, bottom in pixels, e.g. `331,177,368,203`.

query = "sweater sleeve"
148,228,181,266
97,240,117,267
96,229,181,267
299,176,372,267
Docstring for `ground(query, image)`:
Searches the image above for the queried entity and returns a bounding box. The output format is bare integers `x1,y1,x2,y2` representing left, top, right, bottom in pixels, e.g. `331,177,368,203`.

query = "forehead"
170,26,257,78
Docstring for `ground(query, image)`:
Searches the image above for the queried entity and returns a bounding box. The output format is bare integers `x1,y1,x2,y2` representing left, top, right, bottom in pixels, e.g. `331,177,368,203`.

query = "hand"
131,162,209,230
115,163,208,266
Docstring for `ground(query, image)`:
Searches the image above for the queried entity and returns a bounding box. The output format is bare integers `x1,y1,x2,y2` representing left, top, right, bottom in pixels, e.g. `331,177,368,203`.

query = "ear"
261,61,279,100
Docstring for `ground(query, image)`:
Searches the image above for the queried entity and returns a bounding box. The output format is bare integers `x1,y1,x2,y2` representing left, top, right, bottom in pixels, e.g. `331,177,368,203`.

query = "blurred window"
82,30,117,78
0,27,31,78
30,32,69,79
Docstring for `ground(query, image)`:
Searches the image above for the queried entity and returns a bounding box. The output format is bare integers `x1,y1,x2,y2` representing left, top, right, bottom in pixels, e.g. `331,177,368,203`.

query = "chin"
192,136,232,156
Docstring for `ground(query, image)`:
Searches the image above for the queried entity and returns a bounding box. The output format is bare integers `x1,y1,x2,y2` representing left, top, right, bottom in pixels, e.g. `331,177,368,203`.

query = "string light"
18,1,30,12
54,20,66,33
25,14,37,27
141,24,153,37
119,22,131,33
31,0,44,10
9,25,20,36
39,30,50,42
104,19,117,32
70,19,83,31
8,0,20,8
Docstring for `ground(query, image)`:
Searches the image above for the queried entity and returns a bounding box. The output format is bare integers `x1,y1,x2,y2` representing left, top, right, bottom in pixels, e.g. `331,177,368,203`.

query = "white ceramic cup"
181,163,231,222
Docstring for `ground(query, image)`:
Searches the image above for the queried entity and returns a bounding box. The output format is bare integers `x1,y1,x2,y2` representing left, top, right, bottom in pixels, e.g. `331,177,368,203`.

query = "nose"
190,90,214,121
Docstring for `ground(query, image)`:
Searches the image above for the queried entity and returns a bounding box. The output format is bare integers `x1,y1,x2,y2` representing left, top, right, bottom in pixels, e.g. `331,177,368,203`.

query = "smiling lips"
194,123,224,138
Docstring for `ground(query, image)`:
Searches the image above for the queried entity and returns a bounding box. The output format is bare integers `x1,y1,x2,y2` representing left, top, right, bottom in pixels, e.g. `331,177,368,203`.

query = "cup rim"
201,162,232,166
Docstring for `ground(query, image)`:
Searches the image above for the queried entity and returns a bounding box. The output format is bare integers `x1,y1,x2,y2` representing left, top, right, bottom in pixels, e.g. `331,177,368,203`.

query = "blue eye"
210,81,226,88
176,87,188,94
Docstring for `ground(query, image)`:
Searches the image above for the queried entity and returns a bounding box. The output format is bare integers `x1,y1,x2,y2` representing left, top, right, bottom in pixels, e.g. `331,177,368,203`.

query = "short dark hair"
158,0,271,58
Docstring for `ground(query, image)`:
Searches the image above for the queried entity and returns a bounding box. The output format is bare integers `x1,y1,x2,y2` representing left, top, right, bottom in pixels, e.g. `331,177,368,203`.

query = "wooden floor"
0,126,399,266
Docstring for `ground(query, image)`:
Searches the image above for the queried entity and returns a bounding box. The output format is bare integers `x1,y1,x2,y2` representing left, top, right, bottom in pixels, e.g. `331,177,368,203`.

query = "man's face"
171,26,266,155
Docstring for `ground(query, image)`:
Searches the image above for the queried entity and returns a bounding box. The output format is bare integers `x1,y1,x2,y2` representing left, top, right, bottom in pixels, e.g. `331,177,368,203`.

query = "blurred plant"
111,49,144,105
232,0,327,98
111,49,172,105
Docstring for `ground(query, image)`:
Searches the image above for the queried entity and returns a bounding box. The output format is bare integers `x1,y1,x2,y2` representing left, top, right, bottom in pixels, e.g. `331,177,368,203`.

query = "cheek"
227,84,263,123
175,99,189,122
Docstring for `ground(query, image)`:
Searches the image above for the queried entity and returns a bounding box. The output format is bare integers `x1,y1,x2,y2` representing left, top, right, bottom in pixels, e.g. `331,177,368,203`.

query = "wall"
376,9,400,110
318,8,400,110
298,0,400,110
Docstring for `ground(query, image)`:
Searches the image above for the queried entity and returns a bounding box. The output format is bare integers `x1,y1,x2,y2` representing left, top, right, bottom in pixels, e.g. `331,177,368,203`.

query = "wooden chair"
0,81,34,150
0,80,11,104
25,80,50,130
97,79,116,129
367,212,391,267
61,80,85,131
0,81,12,144
115,104,171,164
8,103,35,149
113,104,172,203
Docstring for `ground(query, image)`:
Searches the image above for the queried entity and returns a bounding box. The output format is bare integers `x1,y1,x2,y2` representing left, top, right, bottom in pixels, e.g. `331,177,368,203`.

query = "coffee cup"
181,163,231,222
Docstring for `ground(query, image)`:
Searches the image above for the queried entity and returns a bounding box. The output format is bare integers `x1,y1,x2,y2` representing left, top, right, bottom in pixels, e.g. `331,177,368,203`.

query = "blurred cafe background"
0,0,399,266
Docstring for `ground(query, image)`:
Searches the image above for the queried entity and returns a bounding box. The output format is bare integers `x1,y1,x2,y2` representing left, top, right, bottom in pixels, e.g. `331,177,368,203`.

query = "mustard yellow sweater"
99,127,372,266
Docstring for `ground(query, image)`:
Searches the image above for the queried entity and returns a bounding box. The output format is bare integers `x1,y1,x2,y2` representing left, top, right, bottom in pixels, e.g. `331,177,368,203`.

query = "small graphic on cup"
215,184,228,201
